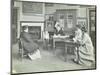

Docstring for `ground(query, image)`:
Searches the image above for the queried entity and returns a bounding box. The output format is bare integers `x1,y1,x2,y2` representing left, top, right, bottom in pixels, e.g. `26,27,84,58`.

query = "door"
11,8,18,44
89,9,96,48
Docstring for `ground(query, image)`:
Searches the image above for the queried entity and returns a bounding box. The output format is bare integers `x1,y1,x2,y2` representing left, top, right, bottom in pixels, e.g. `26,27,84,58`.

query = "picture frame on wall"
45,14,55,31
22,1,43,15
76,17,88,31
77,17,87,26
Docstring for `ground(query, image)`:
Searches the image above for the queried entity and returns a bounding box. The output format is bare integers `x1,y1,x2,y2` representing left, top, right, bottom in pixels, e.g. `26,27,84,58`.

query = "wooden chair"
18,38,24,61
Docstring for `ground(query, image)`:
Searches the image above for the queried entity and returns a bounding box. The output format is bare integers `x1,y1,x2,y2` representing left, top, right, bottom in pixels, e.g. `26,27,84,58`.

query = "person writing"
54,22,64,36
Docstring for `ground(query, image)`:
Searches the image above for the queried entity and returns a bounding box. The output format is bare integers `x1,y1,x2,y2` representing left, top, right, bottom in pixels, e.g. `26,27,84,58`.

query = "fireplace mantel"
20,21,44,40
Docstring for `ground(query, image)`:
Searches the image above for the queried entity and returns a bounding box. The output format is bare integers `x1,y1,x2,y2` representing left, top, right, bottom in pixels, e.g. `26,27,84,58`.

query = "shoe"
72,59,79,64
28,50,41,60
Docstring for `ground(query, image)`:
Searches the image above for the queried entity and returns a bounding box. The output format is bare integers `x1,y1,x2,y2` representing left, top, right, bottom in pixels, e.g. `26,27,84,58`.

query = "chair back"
18,38,23,49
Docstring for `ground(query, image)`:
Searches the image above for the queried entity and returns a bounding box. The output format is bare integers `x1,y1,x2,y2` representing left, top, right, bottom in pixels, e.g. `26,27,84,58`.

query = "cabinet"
45,14,55,32
89,9,96,48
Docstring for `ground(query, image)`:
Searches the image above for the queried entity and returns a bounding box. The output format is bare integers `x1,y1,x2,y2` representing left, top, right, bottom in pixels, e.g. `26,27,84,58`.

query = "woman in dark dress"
21,25,41,60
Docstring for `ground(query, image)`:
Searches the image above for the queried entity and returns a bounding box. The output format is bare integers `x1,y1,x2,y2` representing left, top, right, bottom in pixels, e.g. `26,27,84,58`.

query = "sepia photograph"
11,0,96,74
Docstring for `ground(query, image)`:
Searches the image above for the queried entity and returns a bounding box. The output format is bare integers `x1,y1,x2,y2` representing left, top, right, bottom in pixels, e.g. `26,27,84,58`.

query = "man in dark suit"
54,24,64,36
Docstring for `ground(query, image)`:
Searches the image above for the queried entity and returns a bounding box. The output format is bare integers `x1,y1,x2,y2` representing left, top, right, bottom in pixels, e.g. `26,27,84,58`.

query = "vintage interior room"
11,0,96,74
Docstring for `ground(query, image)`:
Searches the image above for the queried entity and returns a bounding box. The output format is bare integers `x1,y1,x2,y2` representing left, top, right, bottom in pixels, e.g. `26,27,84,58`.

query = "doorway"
11,7,18,44
89,9,96,49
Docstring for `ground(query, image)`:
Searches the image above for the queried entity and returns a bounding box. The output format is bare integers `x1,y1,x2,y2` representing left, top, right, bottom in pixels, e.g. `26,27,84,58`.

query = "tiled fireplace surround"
22,22,44,40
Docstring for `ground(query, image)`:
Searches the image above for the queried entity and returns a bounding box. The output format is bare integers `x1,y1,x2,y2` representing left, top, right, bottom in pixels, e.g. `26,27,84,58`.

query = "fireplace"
21,22,44,40
28,26,41,39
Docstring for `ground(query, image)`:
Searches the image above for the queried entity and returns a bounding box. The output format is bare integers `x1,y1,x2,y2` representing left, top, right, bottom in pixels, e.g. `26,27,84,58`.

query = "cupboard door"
66,10,76,33
89,10,96,48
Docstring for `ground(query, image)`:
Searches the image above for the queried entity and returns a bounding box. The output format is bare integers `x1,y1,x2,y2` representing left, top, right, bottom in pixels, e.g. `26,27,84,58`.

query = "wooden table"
64,40,79,62
53,38,65,49
53,38,79,62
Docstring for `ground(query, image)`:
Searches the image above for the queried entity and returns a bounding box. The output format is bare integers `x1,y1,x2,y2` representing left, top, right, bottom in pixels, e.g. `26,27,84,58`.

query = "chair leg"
18,49,22,60
64,47,68,62
21,49,23,61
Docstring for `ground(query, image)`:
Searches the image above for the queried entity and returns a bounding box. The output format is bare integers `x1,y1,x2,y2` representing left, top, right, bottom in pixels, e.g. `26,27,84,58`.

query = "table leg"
64,46,68,62
53,39,55,55
53,40,55,49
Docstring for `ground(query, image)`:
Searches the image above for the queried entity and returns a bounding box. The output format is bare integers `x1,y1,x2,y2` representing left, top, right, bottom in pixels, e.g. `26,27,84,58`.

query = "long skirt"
76,45,94,66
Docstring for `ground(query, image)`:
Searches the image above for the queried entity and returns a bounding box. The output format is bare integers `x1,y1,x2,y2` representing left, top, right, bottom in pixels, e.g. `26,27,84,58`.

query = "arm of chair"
18,38,23,50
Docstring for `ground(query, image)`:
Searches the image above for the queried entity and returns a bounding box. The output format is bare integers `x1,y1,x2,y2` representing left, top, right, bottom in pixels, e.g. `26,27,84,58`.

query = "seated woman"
21,25,41,60
73,25,95,67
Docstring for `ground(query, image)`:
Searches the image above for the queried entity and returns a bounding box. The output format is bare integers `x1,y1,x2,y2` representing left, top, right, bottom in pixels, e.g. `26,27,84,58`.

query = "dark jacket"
21,32,39,53
54,28,65,35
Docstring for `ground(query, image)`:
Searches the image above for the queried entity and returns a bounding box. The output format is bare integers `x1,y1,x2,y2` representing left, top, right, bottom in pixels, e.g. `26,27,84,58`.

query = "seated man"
54,23,65,36
21,25,41,60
